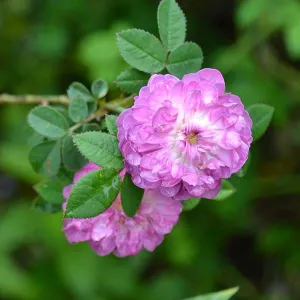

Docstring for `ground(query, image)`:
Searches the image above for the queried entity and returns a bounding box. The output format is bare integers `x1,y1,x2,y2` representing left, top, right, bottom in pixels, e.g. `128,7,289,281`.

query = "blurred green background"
1,0,300,299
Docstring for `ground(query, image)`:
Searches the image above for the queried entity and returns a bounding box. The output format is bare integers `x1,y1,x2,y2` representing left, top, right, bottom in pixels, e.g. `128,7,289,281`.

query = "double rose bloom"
62,69,252,257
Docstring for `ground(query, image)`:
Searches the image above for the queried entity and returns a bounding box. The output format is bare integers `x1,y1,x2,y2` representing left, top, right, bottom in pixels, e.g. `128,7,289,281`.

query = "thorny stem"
105,95,135,112
0,93,134,107
69,95,135,132
68,109,107,133
0,94,70,105
0,93,135,133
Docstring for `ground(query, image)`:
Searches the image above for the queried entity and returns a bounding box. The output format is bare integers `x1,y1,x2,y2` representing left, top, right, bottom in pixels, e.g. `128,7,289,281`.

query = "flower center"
186,132,198,145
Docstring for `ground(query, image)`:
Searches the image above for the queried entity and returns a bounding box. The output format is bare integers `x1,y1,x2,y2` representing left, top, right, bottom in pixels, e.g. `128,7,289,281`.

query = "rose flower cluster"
62,69,252,257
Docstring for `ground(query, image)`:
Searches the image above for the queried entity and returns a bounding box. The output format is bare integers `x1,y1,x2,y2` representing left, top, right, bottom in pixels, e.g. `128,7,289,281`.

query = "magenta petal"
198,68,225,94
62,163,182,257
63,185,72,201
159,183,181,197
114,68,251,201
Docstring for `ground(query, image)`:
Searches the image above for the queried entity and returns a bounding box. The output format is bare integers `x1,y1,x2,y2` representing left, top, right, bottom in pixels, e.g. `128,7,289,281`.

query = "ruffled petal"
62,164,182,257
117,70,252,200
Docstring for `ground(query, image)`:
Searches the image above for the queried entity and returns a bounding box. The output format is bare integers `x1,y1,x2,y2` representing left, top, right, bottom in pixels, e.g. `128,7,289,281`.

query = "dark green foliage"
65,169,121,218
62,135,87,171
29,141,61,177
121,173,144,217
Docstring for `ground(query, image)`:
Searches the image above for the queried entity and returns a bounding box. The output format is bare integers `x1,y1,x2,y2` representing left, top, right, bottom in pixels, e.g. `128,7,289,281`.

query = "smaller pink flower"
62,162,182,257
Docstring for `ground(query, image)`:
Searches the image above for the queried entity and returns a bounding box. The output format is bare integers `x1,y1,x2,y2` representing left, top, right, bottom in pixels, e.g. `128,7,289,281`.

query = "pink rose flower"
117,69,252,200
62,162,182,257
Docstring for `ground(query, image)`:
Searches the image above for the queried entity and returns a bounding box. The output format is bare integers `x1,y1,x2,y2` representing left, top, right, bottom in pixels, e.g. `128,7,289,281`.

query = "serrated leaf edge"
167,42,204,68
65,169,121,218
116,29,167,73
157,0,187,52
115,68,149,93
73,131,124,169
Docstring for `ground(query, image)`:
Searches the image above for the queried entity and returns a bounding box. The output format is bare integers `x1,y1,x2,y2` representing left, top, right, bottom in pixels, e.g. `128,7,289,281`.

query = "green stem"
0,93,135,107
0,93,135,133
68,95,135,133
105,95,135,112
0,94,70,105
68,108,107,133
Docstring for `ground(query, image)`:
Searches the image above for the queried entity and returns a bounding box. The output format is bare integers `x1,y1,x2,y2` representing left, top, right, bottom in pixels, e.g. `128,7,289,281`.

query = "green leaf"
33,196,62,214
54,167,74,184
91,79,109,99
68,97,88,123
214,180,235,201
27,131,44,148
87,102,97,115
121,173,144,217
82,123,101,132
73,132,124,169
105,115,118,136
117,29,167,73
247,104,274,141
54,106,74,126
167,42,203,78
184,287,239,300
182,198,201,212
82,119,106,132
29,141,61,177
65,169,121,218
28,106,69,139
67,82,94,103
67,82,97,115
157,0,186,51
115,68,149,93
236,153,251,177
34,179,65,205
62,135,87,171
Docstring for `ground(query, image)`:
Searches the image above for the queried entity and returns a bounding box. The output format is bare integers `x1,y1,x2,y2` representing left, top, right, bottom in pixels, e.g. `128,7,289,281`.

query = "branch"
69,108,107,133
105,95,135,112
0,93,135,107
0,92,135,135
68,95,135,133
0,93,70,105
0,93,135,131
